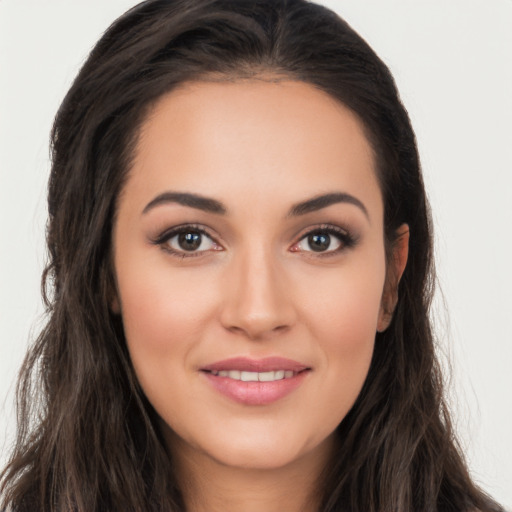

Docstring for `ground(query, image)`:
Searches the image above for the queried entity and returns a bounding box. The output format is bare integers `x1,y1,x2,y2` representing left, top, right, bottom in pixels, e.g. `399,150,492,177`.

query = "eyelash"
151,223,357,259
151,224,221,258
291,224,357,257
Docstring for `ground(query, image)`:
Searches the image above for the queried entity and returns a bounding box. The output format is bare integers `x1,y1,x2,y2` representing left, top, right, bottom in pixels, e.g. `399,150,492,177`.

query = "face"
113,80,399,472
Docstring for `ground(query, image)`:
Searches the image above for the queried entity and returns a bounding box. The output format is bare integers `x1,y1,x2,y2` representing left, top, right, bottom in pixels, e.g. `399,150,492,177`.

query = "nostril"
219,271,297,339
223,322,291,341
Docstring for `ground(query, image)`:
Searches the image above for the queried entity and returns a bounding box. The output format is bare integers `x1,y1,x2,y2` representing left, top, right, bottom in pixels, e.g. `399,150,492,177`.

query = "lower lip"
202,371,309,406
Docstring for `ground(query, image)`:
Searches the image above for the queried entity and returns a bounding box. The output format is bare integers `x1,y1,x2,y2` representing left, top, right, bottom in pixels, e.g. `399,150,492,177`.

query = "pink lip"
201,356,309,373
200,357,311,406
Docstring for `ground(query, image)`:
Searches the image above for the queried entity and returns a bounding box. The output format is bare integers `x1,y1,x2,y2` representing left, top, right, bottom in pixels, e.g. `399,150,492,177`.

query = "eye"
153,226,222,256
296,231,341,253
290,226,355,255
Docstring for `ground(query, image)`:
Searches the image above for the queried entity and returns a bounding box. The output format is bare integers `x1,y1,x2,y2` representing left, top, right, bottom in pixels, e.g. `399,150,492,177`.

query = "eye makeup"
149,220,359,261
290,223,359,257
150,223,223,258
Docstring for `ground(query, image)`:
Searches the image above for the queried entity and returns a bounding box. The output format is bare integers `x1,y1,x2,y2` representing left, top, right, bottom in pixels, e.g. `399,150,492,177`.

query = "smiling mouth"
200,358,311,405
204,369,304,382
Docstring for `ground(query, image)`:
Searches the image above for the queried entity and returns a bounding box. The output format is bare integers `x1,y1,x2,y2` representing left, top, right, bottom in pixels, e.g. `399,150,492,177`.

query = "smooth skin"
112,80,408,512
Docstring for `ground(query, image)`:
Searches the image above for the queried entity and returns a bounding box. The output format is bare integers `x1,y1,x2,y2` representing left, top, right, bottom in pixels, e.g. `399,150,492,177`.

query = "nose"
220,246,296,340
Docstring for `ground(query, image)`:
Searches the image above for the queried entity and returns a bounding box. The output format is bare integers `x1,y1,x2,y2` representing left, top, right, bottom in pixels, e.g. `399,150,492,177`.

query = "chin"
210,441,305,471
167,418,335,473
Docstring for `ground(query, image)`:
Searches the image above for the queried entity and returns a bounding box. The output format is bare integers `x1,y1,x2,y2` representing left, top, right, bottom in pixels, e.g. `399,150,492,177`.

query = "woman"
0,1,506,511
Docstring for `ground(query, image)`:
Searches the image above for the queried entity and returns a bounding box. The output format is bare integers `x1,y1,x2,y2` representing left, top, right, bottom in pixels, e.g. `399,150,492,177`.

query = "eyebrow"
142,192,227,215
288,192,369,220
142,190,369,220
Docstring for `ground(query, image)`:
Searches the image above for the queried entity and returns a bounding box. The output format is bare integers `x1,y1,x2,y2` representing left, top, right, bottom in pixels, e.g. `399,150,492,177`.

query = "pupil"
308,233,330,252
178,232,201,251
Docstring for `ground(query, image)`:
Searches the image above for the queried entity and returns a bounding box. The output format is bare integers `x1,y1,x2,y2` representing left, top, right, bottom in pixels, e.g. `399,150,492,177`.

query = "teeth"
240,371,258,382
210,370,297,381
258,371,275,382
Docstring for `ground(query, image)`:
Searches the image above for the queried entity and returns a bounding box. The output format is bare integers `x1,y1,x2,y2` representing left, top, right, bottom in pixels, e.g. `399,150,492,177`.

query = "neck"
169,435,332,512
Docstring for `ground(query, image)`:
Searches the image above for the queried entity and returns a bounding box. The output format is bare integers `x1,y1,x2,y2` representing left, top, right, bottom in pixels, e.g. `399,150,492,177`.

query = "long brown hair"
1,1,504,511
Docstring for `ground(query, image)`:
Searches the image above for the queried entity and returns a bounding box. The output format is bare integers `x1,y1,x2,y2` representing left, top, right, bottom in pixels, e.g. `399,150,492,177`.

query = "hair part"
1,1,503,511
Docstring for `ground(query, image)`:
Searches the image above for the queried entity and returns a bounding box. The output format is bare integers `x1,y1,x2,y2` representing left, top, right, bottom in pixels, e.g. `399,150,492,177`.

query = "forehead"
126,80,381,219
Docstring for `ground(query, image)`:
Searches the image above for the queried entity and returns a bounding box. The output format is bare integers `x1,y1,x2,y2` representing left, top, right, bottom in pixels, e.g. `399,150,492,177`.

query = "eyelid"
150,223,223,257
149,222,357,258
289,223,358,255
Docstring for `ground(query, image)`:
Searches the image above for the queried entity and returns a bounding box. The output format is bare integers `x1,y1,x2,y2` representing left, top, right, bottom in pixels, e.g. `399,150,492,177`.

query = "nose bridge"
221,242,294,339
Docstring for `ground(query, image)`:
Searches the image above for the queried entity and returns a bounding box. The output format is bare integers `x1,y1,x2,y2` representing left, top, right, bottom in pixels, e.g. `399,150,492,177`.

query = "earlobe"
377,224,409,332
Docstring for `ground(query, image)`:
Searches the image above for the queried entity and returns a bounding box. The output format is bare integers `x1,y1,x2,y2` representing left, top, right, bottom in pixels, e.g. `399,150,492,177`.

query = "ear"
108,266,121,314
377,224,409,332
111,293,121,315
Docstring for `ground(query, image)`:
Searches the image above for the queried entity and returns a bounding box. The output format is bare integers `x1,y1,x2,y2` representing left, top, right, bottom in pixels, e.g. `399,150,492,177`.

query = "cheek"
298,254,386,410
119,260,217,338
115,259,220,396
302,251,386,342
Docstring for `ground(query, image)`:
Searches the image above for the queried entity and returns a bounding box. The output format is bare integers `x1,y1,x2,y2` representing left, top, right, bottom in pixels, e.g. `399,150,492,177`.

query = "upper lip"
201,357,310,373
